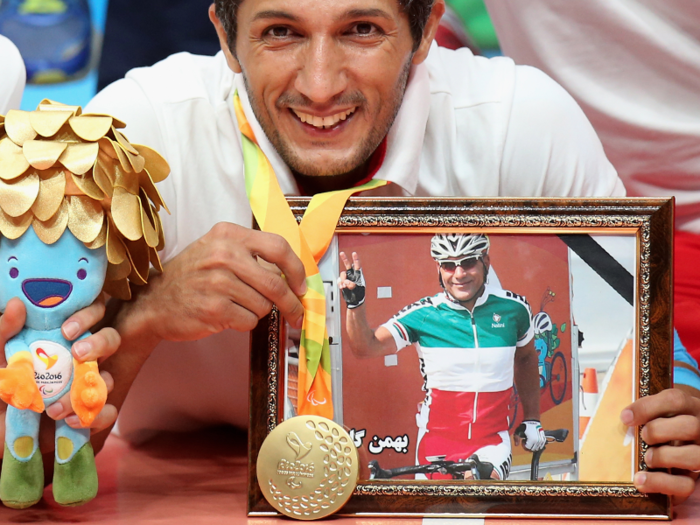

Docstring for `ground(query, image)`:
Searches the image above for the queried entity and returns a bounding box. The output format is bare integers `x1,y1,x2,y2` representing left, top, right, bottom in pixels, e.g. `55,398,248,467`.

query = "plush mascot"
0,101,169,508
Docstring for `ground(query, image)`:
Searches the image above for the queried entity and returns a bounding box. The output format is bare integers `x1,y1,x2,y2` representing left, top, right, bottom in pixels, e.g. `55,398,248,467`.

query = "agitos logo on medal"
277,431,316,489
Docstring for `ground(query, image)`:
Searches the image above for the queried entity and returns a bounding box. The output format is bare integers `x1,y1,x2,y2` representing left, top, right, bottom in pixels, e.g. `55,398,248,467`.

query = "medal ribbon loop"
234,92,387,418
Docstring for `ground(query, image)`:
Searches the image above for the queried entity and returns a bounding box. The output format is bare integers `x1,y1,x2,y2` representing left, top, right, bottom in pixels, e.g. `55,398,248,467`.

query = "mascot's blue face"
0,228,108,330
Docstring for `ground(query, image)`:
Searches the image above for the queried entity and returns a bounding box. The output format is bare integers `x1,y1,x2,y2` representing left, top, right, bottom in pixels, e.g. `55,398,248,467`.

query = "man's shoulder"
393,294,444,320
122,51,234,106
485,287,532,314
424,45,556,110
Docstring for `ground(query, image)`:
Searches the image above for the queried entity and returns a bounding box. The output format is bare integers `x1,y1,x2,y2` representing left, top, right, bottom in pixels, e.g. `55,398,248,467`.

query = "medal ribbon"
234,92,388,418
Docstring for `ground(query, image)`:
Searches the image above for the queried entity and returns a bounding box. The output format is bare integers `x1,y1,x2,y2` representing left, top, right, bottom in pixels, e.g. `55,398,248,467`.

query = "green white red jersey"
382,285,534,394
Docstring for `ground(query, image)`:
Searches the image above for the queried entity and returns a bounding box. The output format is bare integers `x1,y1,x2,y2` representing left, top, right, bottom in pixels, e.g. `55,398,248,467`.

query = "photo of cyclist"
338,233,544,480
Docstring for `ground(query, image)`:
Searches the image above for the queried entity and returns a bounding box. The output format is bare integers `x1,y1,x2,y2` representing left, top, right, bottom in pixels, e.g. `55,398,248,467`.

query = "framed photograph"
249,198,673,520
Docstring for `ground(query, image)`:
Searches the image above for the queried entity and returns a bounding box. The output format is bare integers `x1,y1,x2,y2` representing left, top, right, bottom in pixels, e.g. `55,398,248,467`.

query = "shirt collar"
229,54,431,197
441,282,494,311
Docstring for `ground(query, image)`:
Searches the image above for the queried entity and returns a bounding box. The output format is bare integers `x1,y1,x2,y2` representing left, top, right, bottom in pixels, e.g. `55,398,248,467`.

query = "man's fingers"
61,293,107,341
234,261,304,329
246,229,307,297
641,414,700,445
622,388,700,427
46,371,114,421
340,251,352,270
66,404,118,434
645,444,700,471
634,470,696,504
71,328,121,363
0,297,26,349
352,252,361,271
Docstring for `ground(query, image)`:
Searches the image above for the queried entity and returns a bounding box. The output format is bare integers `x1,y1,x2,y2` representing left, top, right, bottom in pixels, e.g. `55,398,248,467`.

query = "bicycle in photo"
368,428,569,481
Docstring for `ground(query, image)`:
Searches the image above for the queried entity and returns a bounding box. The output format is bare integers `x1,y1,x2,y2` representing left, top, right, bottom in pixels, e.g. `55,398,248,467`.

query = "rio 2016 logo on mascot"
0,101,169,509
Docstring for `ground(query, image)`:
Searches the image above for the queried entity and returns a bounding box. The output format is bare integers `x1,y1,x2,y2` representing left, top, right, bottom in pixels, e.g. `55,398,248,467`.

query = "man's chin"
283,150,369,178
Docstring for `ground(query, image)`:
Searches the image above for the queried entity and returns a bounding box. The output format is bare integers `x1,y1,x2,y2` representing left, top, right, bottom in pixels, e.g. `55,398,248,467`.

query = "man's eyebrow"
251,10,299,23
344,8,393,21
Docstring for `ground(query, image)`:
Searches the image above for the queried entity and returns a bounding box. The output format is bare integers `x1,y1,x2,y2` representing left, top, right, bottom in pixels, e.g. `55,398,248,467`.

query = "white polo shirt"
0,36,25,114
86,44,623,441
486,0,700,232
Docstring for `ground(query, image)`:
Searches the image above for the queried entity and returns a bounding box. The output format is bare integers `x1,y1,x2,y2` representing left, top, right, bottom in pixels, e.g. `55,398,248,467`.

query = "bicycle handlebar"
369,428,570,481
513,428,569,443
369,458,478,480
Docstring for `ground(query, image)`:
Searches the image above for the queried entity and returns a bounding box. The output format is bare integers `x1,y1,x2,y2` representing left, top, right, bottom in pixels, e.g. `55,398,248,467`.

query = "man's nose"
454,265,468,278
294,37,348,104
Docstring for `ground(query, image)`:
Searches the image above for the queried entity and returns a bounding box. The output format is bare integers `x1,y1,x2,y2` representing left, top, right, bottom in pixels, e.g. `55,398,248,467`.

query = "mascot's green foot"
0,442,44,509
52,442,98,506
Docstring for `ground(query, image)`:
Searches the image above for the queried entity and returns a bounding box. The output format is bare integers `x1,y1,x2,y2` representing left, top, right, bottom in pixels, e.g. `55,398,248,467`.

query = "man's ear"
482,254,491,273
209,4,242,74
412,0,446,65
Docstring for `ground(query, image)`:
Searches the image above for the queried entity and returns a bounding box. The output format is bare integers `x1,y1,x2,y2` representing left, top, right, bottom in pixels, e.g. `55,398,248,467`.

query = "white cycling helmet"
533,312,553,335
431,233,490,261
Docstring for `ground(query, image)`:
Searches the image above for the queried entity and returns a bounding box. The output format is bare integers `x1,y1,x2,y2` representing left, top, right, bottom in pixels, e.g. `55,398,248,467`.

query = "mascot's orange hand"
70,360,107,427
0,352,44,412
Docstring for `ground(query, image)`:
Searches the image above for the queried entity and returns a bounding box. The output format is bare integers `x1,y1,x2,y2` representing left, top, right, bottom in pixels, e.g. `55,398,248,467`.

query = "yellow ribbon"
234,92,388,417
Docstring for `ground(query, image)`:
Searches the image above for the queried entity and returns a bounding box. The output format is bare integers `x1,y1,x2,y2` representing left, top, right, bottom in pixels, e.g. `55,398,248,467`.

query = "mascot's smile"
22,279,73,308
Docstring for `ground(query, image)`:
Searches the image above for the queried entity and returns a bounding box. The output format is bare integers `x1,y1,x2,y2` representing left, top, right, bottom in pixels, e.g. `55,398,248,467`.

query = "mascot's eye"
77,269,87,280
9,268,18,279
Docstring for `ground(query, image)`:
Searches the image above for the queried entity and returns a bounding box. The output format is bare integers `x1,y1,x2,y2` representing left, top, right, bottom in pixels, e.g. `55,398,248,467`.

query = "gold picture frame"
249,197,673,520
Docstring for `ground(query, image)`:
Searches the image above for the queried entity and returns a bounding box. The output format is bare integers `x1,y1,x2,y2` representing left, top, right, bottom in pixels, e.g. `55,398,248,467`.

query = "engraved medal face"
257,415,359,520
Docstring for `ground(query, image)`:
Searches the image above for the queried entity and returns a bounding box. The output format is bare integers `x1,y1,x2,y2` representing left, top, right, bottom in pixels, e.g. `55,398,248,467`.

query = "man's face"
226,0,421,177
438,255,490,306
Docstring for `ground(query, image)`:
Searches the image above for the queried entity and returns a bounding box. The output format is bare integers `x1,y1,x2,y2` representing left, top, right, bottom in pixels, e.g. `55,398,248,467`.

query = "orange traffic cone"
579,368,599,440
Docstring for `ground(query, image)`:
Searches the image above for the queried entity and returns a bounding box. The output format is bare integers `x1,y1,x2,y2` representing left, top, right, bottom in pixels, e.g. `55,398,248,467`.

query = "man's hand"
338,252,366,309
621,388,700,504
0,295,120,462
514,420,546,451
120,223,307,345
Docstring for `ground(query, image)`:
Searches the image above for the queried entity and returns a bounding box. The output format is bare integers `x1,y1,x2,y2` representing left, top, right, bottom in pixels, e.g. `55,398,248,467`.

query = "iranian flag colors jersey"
382,285,534,393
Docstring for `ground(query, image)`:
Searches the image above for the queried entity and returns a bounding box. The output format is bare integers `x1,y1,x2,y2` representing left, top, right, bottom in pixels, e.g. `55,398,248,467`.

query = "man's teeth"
293,108,356,129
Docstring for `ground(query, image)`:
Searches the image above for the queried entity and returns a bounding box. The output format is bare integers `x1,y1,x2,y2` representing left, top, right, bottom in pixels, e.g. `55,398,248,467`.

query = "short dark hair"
214,0,435,55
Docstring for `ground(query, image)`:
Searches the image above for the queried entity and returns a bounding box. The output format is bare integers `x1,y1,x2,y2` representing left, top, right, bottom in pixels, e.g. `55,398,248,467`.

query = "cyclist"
339,233,545,480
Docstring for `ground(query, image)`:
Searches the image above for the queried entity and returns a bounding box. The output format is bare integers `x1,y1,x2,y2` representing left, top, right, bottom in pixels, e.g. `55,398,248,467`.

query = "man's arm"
90,223,308,452
513,339,540,421
346,308,397,359
512,339,547,452
338,251,397,359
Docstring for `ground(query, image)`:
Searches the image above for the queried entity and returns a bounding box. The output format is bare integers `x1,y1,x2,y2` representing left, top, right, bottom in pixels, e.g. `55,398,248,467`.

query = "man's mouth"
291,107,357,130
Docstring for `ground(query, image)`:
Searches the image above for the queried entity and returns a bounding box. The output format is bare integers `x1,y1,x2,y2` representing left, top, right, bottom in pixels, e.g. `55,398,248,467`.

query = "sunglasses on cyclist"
439,256,482,272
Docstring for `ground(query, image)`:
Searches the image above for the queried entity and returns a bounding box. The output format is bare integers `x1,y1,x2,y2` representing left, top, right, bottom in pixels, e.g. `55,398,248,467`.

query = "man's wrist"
109,285,163,358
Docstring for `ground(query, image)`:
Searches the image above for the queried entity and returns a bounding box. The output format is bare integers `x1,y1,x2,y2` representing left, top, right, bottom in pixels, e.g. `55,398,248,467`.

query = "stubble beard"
241,58,413,177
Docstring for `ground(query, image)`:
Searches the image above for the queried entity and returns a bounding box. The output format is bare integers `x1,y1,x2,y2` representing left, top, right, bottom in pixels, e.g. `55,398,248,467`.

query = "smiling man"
338,235,544,481
70,0,700,503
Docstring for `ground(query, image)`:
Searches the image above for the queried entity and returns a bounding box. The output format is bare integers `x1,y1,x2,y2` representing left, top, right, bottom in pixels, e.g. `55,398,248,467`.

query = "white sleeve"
499,66,626,198
85,79,179,262
0,36,26,113
85,78,166,153
380,319,411,352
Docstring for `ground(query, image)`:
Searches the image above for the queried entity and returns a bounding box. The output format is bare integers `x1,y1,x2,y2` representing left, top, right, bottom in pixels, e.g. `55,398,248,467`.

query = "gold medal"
257,415,359,520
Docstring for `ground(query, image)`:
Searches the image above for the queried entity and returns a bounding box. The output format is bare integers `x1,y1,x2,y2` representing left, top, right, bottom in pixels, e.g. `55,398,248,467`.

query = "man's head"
214,0,438,54
431,233,491,306
210,0,444,180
